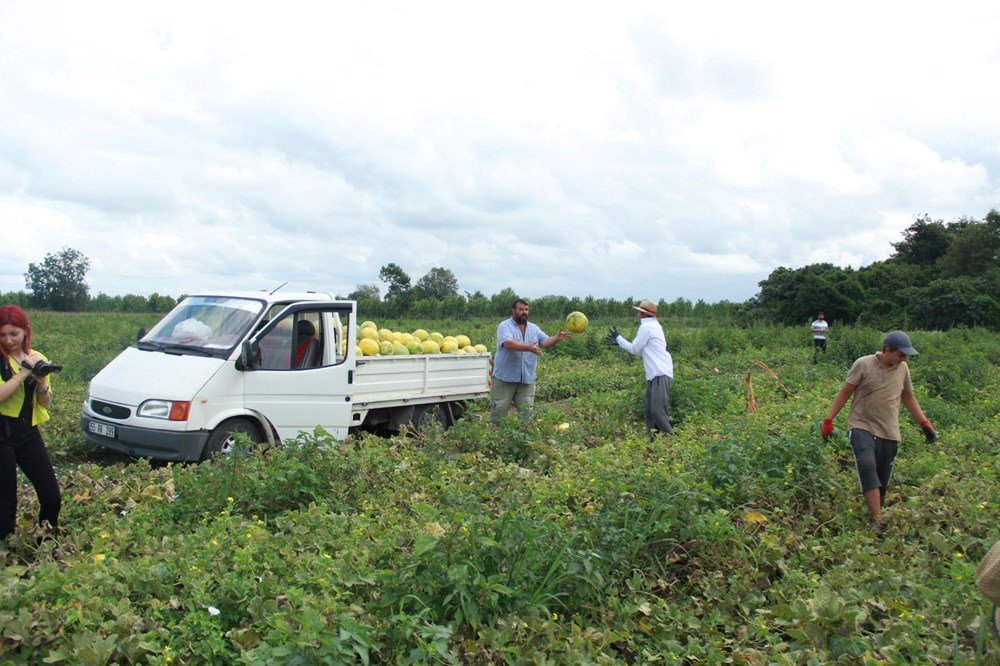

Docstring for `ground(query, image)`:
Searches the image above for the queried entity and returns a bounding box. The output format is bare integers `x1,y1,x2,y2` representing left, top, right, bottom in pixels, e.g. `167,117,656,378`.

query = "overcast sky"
1,2,998,304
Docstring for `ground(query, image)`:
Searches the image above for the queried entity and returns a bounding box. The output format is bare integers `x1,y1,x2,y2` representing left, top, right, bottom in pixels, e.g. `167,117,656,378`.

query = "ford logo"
102,406,112,415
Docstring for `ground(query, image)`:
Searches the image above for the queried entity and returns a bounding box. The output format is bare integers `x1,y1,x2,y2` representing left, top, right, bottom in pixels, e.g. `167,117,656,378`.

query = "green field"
3,312,1000,664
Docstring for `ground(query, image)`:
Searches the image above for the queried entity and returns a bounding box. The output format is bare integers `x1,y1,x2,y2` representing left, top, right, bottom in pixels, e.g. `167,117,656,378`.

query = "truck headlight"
138,400,191,421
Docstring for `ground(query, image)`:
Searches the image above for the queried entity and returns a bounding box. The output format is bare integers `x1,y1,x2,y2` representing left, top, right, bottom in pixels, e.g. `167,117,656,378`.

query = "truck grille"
90,400,131,420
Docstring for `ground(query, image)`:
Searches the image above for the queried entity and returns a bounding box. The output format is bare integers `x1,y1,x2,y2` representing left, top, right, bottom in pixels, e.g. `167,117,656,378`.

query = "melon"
421,339,441,354
413,329,429,342
359,327,379,341
360,321,378,332
406,341,423,355
440,339,458,353
355,344,364,357
456,334,471,348
474,344,488,353
566,311,588,333
377,328,394,342
429,331,444,344
378,340,395,355
393,341,409,355
358,338,380,356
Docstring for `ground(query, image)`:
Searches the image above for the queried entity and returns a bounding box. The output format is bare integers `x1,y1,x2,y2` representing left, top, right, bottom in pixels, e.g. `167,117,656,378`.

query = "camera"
23,360,63,377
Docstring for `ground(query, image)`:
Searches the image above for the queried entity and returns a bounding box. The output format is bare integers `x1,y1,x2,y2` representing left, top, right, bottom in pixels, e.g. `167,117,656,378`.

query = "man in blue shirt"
490,298,571,423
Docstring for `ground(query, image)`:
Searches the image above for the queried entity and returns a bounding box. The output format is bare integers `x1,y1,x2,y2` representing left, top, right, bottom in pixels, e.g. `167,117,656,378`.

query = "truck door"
242,301,355,442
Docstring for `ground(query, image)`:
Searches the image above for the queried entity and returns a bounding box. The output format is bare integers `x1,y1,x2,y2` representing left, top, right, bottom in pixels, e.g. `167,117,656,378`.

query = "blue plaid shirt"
492,318,550,384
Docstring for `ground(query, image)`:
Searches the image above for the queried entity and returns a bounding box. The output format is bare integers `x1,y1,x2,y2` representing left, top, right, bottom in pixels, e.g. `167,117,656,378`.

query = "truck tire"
202,418,263,460
412,401,466,433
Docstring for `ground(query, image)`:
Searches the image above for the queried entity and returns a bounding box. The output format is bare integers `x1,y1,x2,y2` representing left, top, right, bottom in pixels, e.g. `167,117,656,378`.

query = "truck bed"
352,352,492,409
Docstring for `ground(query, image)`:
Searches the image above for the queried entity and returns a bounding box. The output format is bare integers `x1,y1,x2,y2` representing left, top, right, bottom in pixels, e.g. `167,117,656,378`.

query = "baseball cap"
883,330,918,356
632,299,658,317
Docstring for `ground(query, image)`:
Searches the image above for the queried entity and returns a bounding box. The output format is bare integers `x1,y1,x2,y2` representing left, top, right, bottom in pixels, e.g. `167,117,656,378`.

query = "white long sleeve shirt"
616,317,673,380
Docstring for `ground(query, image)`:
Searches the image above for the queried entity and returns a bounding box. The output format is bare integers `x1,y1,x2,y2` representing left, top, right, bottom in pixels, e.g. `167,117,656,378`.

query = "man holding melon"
606,299,674,441
490,298,571,423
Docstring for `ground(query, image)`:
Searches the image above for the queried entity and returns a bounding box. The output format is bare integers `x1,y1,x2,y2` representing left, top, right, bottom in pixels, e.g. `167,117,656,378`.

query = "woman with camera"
0,305,61,541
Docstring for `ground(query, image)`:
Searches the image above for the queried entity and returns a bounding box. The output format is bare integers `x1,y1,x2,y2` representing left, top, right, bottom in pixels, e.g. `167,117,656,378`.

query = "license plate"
88,421,116,439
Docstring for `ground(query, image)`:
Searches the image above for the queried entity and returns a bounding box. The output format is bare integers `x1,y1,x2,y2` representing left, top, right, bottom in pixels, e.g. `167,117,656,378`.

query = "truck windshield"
140,296,264,357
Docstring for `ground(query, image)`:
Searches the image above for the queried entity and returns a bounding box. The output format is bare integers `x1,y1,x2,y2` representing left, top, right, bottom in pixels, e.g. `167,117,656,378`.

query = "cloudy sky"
1,2,998,304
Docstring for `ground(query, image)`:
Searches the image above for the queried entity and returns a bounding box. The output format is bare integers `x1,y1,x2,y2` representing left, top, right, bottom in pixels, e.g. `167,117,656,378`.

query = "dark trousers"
645,374,674,440
0,425,61,539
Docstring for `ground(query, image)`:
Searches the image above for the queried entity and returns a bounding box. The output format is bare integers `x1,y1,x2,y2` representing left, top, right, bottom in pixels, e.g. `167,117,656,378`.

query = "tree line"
747,208,1000,330
7,208,999,329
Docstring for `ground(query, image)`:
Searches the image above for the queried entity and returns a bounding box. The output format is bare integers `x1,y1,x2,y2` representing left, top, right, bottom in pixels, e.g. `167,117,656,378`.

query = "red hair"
0,304,31,357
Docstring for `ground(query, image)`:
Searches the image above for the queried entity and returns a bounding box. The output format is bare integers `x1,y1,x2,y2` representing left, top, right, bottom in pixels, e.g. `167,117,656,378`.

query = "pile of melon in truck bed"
353,321,489,356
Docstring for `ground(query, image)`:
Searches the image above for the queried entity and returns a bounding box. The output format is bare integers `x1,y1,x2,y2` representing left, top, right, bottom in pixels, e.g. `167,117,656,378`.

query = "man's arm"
616,324,651,356
541,329,571,348
503,338,541,355
902,391,937,442
824,382,857,421
821,381,856,439
901,391,928,424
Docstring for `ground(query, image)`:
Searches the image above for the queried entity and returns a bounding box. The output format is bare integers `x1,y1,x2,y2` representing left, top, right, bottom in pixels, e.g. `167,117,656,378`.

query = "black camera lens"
25,360,63,377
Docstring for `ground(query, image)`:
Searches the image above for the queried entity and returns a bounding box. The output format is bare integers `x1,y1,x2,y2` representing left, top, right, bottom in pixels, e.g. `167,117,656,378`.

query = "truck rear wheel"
412,401,467,433
202,418,263,460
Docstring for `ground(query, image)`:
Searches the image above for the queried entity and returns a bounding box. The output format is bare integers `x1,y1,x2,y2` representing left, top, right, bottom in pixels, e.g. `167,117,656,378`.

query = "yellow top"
0,350,52,427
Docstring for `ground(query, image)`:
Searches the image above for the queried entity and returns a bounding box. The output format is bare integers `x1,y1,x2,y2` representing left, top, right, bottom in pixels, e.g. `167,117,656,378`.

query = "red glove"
920,420,937,443
821,418,834,440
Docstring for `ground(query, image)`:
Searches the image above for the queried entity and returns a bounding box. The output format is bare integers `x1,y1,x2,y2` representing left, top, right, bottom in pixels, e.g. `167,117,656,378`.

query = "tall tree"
348,283,381,301
413,267,459,300
891,215,951,266
25,246,91,311
378,263,411,300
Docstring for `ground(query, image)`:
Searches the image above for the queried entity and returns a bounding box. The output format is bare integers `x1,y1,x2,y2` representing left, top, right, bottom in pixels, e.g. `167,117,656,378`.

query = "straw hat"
976,541,1000,605
632,299,658,317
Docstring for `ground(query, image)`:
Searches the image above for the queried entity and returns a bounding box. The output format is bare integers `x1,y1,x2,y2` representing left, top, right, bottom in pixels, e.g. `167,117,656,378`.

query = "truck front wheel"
202,418,263,460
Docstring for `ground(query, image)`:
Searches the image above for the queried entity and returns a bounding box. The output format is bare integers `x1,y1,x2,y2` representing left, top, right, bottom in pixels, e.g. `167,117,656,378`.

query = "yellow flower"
227,497,234,503
211,539,219,547
93,553,106,562
551,612,559,621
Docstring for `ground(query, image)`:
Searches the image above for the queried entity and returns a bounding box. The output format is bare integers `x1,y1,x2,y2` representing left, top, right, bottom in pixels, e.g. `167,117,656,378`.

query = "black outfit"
0,359,61,540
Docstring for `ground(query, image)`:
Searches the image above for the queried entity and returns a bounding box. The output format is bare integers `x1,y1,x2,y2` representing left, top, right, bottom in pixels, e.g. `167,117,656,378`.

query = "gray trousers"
490,378,536,423
645,374,673,439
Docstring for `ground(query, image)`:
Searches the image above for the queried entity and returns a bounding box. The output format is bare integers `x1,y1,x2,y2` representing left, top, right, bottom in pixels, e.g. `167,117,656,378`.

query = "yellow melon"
566,311,588,333
358,338,380,356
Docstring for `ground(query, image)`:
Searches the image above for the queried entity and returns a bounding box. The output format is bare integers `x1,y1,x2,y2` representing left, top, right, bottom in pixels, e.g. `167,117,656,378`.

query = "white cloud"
1,1,998,304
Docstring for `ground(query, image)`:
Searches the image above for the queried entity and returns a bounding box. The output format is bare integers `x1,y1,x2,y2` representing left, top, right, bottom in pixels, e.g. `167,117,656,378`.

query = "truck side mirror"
237,339,260,371
136,327,146,342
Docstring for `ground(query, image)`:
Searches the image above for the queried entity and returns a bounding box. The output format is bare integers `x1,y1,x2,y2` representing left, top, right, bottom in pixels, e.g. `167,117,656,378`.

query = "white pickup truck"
80,290,492,461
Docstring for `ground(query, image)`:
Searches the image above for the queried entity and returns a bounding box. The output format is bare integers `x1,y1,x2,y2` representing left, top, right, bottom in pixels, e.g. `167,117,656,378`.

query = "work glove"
605,326,620,346
821,418,834,441
920,420,937,444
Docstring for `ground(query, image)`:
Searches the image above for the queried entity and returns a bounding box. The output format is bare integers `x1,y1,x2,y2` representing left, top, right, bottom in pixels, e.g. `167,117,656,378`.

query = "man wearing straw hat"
605,299,674,441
